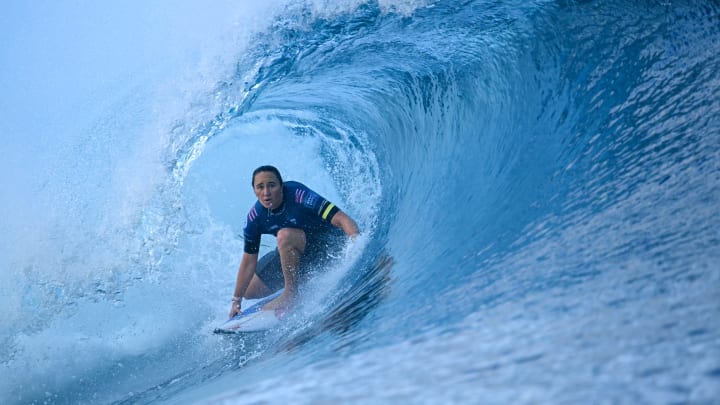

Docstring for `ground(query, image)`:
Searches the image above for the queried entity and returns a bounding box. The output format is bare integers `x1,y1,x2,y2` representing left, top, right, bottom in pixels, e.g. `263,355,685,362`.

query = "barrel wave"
1,1,719,403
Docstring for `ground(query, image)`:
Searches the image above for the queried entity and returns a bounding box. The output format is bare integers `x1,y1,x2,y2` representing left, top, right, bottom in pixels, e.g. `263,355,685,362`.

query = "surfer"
228,165,359,317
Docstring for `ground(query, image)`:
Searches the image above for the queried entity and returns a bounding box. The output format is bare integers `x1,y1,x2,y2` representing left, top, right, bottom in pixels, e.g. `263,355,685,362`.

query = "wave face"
2,1,719,403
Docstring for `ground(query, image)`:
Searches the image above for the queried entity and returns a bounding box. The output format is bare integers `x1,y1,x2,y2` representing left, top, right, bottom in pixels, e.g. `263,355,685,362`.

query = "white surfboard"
214,289,283,334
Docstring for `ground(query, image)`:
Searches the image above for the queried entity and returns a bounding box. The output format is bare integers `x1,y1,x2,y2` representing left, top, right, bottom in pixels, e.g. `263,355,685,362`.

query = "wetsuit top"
243,181,340,254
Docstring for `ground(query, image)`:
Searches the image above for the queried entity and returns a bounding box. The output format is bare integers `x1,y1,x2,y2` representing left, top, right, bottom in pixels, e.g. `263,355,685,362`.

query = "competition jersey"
243,181,340,254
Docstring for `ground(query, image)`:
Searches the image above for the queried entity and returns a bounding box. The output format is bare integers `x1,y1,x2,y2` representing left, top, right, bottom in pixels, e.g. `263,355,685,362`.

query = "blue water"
2,1,719,403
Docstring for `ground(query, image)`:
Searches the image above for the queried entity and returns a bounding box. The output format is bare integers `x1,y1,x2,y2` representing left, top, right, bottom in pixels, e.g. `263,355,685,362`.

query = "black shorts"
255,231,345,292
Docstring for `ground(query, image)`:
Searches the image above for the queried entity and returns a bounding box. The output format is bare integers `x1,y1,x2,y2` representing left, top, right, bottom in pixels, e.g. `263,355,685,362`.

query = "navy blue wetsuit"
243,181,344,291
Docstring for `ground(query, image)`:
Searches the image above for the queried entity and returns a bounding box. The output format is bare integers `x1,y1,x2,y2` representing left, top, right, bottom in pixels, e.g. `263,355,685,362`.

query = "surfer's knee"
276,228,306,253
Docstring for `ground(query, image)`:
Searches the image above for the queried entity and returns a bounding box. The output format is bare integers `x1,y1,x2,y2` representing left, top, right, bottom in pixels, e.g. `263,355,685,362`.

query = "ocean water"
1,0,719,403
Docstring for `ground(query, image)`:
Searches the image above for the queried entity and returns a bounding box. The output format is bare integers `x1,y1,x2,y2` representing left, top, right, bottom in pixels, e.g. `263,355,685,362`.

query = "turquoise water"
1,1,719,403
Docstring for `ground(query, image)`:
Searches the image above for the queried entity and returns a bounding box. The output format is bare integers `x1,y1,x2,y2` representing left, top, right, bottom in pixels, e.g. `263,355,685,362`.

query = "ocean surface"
1,1,719,403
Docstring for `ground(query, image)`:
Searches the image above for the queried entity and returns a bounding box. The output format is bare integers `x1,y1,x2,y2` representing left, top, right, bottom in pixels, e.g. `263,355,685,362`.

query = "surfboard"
213,289,283,334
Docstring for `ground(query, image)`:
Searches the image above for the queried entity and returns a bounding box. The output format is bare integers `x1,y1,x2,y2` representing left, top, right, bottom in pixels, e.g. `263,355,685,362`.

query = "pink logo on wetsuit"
295,189,306,204
248,206,258,222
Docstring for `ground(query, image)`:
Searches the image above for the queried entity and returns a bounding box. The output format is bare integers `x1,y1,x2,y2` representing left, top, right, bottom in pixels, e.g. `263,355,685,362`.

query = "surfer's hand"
228,301,242,318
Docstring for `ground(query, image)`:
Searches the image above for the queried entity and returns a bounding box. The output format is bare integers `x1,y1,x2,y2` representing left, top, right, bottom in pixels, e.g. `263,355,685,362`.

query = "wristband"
232,296,241,302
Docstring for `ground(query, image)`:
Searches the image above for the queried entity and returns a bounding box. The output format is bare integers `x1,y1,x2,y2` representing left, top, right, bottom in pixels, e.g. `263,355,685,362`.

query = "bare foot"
262,292,295,311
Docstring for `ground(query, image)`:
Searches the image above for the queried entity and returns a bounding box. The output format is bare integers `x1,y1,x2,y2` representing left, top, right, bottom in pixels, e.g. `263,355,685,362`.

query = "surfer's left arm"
229,253,259,318
331,210,360,241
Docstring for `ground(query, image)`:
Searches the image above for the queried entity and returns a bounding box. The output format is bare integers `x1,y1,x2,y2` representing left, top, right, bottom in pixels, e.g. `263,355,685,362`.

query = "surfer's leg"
263,227,306,310
249,249,284,298
244,275,273,299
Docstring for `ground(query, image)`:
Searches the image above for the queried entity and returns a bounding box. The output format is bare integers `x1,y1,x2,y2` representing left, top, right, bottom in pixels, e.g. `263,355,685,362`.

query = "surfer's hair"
252,165,283,187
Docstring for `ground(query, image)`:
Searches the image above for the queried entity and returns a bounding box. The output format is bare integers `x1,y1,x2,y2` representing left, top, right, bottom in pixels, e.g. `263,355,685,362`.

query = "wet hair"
252,165,283,187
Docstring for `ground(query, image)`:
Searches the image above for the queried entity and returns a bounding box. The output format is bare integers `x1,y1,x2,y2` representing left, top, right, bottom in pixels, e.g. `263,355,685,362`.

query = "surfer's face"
253,171,283,209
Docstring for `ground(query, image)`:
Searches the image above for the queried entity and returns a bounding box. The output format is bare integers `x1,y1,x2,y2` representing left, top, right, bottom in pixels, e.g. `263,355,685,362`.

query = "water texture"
1,1,718,403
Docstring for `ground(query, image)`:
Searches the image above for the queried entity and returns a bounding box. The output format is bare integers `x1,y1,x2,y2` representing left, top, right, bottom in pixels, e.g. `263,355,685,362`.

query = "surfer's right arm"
229,252,259,318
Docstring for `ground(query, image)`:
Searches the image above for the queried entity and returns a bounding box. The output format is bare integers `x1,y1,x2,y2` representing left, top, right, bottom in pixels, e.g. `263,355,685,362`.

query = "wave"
2,1,719,403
